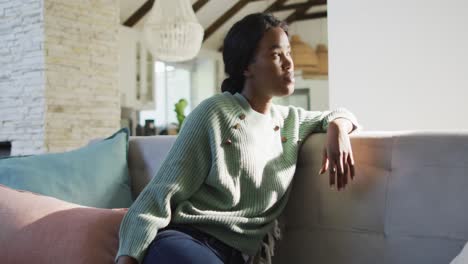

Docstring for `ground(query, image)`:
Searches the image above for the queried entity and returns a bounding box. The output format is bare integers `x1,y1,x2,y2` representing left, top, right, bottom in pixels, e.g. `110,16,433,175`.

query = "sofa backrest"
273,131,468,264
127,135,176,199
126,132,468,264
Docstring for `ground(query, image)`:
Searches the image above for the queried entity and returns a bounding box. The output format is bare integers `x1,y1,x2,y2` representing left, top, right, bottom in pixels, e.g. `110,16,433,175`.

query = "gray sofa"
126,131,468,264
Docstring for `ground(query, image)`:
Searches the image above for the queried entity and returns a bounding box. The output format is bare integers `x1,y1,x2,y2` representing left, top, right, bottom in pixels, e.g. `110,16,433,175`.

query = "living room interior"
0,0,332,156
1,0,468,263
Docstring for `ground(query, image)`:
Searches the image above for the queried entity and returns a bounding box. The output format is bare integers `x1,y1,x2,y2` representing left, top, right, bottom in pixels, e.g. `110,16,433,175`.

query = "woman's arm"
292,107,361,191
295,107,361,140
328,117,355,134
115,102,214,263
319,118,357,191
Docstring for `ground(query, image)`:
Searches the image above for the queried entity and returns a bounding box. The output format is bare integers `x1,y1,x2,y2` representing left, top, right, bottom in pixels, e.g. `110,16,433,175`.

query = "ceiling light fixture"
143,0,204,62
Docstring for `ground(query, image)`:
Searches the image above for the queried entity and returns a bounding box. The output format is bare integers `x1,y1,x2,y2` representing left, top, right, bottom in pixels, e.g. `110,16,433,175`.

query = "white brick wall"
0,0,46,155
44,0,120,153
0,0,120,155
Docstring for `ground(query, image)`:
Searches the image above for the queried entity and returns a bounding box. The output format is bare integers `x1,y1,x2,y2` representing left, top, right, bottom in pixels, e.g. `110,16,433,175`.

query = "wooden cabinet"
119,26,154,110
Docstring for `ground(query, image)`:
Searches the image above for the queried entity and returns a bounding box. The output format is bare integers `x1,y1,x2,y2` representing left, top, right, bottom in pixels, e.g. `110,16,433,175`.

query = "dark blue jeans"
142,224,248,264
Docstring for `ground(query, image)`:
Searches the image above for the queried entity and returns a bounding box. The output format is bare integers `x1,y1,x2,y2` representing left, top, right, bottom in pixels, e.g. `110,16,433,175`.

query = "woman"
116,13,360,264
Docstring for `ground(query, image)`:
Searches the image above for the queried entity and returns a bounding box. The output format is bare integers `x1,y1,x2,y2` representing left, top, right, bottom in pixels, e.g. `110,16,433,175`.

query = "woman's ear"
243,64,253,78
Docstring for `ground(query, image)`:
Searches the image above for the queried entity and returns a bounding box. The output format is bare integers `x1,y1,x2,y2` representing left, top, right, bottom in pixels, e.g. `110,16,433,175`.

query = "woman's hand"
116,256,138,264
318,118,356,190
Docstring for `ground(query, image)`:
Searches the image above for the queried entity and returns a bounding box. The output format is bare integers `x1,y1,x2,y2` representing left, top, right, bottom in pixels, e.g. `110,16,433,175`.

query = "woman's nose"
283,56,293,70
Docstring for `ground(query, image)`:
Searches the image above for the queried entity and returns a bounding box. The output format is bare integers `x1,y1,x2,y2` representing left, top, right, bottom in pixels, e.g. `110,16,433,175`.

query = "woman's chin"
283,84,295,95
288,84,295,94
272,83,295,97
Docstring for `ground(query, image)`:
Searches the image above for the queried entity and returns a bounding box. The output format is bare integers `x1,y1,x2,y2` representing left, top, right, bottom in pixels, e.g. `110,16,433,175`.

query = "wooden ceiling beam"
203,0,251,42
123,0,154,27
193,0,210,12
271,1,326,12
123,0,210,27
295,11,327,21
284,0,326,24
264,0,289,13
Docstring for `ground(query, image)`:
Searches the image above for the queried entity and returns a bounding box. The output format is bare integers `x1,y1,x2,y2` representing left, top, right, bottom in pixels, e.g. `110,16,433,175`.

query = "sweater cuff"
115,227,157,264
321,107,363,132
115,250,144,264
115,248,145,264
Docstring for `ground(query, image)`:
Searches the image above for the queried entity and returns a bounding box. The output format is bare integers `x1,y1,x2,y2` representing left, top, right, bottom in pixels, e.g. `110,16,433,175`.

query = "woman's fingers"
325,147,356,191
348,152,355,180
324,132,356,191
334,162,340,190
329,159,336,188
337,154,344,175
338,154,346,190
329,153,354,191
343,154,349,187
319,148,328,175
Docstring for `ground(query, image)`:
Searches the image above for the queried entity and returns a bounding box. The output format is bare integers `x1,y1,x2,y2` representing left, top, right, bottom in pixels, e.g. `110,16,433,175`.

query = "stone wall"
44,0,120,152
0,0,46,155
0,0,120,155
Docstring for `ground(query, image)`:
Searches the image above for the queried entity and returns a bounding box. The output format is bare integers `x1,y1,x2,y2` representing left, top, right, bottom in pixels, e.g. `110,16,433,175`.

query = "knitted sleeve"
296,107,362,139
115,102,213,264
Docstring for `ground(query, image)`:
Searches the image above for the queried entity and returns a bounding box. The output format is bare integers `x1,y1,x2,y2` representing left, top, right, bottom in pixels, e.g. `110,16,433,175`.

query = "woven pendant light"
316,44,328,75
290,35,319,76
143,0,204,62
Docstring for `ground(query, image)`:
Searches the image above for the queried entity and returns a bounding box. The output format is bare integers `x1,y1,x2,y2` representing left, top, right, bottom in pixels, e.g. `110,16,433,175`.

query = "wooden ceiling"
122,0,327,45
123,0,211,27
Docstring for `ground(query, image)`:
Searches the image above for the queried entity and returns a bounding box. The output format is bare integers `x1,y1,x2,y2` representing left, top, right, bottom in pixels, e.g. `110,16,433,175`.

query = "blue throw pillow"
0,128,133,208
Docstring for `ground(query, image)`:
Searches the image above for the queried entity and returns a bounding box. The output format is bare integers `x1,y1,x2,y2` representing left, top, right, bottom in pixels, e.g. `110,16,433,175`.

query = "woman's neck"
240,86,272,115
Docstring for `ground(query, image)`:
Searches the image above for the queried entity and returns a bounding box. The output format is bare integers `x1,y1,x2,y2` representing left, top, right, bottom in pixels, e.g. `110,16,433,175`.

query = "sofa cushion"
0,184,127,264
0,128,133,208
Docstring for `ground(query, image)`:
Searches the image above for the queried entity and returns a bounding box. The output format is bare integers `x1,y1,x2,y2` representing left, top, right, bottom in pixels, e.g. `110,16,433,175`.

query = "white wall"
329,0,468,131
191,58,216,106
191,49,221,107
118,26,138,108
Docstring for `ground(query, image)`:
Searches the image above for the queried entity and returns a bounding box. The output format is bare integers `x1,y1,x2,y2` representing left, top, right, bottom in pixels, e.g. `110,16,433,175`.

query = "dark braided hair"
221,13,288,94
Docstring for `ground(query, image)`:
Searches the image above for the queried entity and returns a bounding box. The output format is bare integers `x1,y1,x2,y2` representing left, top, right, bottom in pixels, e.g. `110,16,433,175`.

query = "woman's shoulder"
201,91,236,106
188,92,239,120
272,102,301,120
195,92,238,111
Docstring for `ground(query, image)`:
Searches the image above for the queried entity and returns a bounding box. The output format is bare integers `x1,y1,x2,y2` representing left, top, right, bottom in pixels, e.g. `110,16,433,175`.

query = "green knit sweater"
116,91,360,263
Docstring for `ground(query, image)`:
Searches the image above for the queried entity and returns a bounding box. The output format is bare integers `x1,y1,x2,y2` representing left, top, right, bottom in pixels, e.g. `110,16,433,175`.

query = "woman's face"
244,26,295,97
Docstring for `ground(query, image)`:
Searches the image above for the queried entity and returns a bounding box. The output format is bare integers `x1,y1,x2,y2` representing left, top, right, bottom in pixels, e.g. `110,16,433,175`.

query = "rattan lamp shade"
143,0,204,62
290,35,319,75
316,44,328,75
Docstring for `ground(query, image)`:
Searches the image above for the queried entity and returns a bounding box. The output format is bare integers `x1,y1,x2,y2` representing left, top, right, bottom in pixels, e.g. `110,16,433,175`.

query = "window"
139,61,192,132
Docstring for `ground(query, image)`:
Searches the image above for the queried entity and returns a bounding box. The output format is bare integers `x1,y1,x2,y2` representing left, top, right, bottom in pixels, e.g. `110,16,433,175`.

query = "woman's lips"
283,74,295,83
